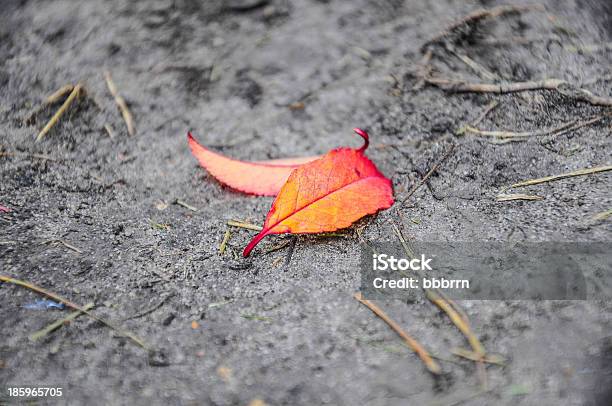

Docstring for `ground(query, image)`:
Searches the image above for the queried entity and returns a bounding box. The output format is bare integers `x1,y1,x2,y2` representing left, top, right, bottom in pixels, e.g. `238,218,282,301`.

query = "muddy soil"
1,0,611,405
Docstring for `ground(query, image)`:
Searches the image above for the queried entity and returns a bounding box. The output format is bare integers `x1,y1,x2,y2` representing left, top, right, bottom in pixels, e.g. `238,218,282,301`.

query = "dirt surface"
1,0,611,405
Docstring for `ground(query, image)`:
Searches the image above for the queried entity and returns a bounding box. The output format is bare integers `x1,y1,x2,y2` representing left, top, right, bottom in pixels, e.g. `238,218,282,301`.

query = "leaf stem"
353,128,370,153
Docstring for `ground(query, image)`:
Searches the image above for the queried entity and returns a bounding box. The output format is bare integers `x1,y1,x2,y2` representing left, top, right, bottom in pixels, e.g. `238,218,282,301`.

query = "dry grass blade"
24,84,75,123
0,275,149,350
391,222,415,259
175,199,198,212
30,302,95,341
354,292,441,374
104,71,136,136
227,220,263,231
45,84,75,104
104,123,115,138
451,347,506,365
41,239,83,254
35,83,83,142
511,165,612,188
426,289,486,358
496,193,543,202
219,229,231,254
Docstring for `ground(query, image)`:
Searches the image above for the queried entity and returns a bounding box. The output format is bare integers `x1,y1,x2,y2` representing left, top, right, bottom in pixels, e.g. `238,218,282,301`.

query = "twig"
456,100,499,135
400,145,455,204
104,71,136,136
471,100,499,127
511,165,612,188
466,113,610,139
227,220,263,231
424,77,612,107
30,302,95,341
175,199,198,212
124,293,174,321
496,193,543,202
41,239,83,254
554,114,612,136
219,229,231,254
421,4,544,52
35,83,83,142
465,120,576,139
426,289,486,358
0,275,149,349
353,292,441,374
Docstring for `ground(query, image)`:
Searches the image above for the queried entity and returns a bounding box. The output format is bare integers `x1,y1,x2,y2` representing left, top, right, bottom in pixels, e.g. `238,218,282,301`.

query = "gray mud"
1,0,611,405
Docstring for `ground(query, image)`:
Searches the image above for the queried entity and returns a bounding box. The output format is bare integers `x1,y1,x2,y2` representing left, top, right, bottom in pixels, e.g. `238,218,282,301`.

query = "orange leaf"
188,133,320,196
243,128,393,257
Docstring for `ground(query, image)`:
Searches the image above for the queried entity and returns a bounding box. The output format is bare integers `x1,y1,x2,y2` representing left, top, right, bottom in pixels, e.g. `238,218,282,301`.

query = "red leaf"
243,128,393,257
188,132,320,196
0,205,11,213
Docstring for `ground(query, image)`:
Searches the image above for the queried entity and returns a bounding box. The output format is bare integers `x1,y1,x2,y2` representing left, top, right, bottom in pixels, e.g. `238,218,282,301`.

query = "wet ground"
1,0,611,405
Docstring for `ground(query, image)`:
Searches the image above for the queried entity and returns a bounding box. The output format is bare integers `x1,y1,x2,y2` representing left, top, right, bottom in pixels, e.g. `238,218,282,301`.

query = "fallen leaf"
0,205,11,213
188,132,320,196
243,128,393,256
